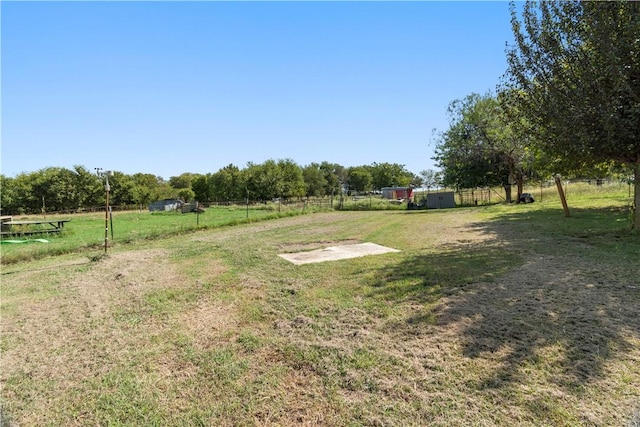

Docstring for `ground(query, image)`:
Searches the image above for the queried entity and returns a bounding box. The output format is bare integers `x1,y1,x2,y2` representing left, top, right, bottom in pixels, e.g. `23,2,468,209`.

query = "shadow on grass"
371,205,639,390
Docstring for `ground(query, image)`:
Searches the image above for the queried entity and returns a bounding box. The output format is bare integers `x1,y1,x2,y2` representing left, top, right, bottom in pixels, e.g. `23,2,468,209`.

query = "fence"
456,188,494,207
204,197,335,211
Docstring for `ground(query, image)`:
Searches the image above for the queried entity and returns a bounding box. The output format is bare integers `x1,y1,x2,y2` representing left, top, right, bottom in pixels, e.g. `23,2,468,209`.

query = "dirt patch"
278,242,400,265
180,302,239,350
0,249,184,410
76,249,176,317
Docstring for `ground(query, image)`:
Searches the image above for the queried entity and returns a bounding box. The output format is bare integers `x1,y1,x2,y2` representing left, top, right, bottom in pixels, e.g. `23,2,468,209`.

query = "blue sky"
1,1,515,180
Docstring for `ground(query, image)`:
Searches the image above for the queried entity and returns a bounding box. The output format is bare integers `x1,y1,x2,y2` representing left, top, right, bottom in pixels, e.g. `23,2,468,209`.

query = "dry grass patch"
1,248,197,425
2,207,639,426
179,302,240,350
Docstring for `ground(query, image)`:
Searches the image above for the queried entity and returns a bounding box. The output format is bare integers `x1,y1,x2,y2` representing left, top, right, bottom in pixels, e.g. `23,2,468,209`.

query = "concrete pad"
278,242,400,265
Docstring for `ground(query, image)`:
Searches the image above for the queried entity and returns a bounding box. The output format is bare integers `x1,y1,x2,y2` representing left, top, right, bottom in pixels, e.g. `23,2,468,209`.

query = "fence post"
246,189,249,219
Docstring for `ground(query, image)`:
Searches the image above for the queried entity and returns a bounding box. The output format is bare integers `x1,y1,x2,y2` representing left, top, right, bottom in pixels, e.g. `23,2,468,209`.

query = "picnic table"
0,218,71,236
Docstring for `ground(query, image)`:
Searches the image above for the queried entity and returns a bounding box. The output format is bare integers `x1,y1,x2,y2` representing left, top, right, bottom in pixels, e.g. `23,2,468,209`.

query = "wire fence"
8,179,632,217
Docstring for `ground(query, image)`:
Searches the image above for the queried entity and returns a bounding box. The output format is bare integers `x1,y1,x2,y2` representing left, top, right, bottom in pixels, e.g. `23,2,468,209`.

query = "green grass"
0,204,324,264
1,184,639,426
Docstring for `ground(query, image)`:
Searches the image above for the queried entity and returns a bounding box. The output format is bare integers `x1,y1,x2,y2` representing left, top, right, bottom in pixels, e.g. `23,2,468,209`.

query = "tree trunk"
633,163,640,230
504,185,512,203
515,175,524,203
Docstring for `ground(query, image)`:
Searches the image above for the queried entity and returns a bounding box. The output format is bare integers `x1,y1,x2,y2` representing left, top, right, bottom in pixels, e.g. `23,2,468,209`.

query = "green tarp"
0,239,49,244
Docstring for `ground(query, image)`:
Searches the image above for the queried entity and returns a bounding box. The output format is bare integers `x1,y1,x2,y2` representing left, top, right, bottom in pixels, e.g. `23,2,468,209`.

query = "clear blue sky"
1,1,515,180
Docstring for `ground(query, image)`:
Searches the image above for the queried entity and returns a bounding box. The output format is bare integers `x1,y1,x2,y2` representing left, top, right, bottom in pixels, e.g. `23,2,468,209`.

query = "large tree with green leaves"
211,164,244,202
302,163,328,197
131,173,171,207
505,0,640,228
107,171,136,206
369,162,414,190
9,166,103,213
434,93,537,201
277,159,306,199
319,162,347,196
347,167,373,194
242,159,305,201
191,173,214,203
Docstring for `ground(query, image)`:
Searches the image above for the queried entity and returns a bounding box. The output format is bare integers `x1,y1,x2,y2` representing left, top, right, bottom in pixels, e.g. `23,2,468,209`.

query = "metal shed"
148,199,183,212
425,192,456,209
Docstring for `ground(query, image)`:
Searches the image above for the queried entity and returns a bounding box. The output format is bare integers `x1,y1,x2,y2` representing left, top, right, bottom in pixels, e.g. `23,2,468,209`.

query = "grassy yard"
0,204,316,264
1,187,639,426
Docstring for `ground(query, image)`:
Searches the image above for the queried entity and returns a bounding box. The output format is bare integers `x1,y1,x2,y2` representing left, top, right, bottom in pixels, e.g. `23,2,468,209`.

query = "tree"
277,159,306,199
29,167,83,212
369,162,414,190
2,167,101,213
319,162,347,196
505,0,640,228
73,165,103,208
433,93,535,201
347,167,373,193
131,173,169,207
210,164,243,202
192,173,214,203
420,169,441,193
107,172,135,206
303,163,328,197
169,173,198,191
0,175,19,214
244,161,279,201
169,173,203,202
411,174,424,189
242,159,305,201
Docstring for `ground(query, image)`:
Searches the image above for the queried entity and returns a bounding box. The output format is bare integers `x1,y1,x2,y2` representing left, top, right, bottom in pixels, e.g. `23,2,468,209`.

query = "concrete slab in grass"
278,242,400,265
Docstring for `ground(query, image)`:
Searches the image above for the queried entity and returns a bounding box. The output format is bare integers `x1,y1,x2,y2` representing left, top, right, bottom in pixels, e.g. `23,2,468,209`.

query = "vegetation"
1,187,638,426
2,3,638,424
431,2,639,230
1,161,416,215
433,93,537,202
0,202,333,264
503,0,640,228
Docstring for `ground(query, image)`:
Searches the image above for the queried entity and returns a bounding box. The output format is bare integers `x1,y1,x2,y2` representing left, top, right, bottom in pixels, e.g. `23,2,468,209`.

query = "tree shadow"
370,206,639,390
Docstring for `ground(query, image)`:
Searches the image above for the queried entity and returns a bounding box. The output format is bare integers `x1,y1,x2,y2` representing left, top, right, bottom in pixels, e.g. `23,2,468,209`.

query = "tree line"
433,1,639,228
0,161,423,215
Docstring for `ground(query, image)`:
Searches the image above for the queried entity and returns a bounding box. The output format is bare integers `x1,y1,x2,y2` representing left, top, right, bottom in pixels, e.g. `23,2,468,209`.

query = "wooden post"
554,174,570,218
104,179,110,253
109,206,114,240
